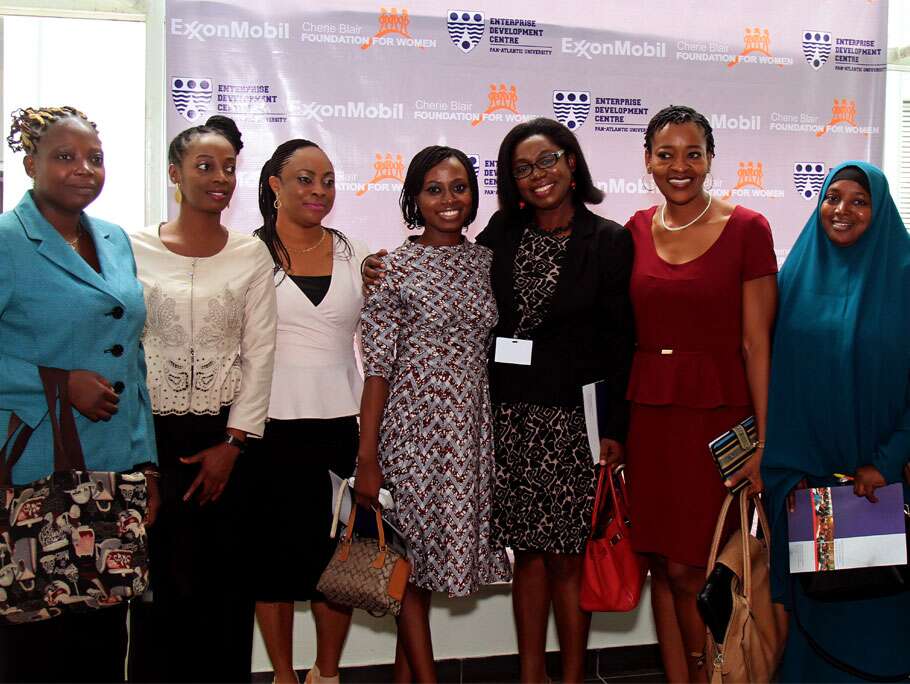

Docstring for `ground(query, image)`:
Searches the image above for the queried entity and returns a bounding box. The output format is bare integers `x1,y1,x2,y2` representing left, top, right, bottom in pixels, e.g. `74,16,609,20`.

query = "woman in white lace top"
128,115,277,683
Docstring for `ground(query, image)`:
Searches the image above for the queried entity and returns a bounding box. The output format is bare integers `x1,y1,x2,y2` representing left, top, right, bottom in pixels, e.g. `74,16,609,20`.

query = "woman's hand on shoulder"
68,370,119,421
361,249,389,294
854,464,886,503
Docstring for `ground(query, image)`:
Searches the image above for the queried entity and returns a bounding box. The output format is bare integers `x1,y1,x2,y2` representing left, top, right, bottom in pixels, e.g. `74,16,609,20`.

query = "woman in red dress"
624,105,778,682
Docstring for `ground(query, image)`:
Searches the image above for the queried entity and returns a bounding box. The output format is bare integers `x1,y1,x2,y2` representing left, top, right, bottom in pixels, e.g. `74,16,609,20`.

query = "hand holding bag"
317,485,410,617
703,491,786,683
0,367,149,624
579,464,648,612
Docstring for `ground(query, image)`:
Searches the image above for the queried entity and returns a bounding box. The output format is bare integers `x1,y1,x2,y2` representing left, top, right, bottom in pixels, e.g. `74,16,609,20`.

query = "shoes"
305,664,340,684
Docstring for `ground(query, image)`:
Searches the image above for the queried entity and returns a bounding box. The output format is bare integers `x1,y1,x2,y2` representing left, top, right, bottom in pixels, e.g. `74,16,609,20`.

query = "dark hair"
7,106,97,154
644,105,715,157
253,139,352,278
399,146,479,230
167,114,243,166
495,117,603,220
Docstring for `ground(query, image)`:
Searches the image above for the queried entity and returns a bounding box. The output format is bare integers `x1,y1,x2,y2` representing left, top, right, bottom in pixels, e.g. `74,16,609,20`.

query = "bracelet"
224,433,248,455
754,440,766,450
142,470,160,479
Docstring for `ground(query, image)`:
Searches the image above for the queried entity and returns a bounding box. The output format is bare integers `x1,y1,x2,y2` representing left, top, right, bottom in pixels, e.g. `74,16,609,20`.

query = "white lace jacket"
129,225,277,437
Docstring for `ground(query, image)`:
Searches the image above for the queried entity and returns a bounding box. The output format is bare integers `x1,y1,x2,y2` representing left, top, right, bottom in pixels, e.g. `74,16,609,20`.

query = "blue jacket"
0,192,156,484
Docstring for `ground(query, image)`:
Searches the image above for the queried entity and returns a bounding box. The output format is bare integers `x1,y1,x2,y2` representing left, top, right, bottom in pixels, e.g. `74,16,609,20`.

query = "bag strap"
738,489,753,605
329,477,350,539
791,582,910,682
340,501,390,567
590,465,607,527
706,492,737,574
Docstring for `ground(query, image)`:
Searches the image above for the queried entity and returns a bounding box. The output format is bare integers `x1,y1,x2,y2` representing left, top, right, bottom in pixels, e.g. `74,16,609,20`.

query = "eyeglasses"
512,149,566,180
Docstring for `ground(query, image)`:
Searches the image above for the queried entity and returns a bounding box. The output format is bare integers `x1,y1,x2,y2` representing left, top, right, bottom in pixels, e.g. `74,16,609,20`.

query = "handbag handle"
589,465,631,528
340,501,390,569
706,490,773,608
0,367,86,485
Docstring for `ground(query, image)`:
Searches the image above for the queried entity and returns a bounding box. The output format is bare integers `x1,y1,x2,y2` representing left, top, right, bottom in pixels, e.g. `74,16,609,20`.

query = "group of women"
0,99,907,684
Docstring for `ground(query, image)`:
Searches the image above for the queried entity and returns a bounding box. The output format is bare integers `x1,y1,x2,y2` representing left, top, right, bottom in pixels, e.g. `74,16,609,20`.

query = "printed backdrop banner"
165,1,887,258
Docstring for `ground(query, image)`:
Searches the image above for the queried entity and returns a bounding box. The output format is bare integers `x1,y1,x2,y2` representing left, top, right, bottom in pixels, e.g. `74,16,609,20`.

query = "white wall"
252,582,657,672
1,15,146,229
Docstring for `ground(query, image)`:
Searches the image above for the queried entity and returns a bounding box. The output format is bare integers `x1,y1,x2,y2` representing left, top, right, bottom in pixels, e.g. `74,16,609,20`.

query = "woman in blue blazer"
0,106,157,683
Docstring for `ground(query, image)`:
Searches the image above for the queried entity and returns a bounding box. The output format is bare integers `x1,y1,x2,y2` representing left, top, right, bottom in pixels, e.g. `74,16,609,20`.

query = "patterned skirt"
492,402,595,555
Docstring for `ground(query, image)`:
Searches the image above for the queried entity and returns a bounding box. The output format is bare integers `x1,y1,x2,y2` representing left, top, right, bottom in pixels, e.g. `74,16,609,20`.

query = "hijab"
761,160,910,603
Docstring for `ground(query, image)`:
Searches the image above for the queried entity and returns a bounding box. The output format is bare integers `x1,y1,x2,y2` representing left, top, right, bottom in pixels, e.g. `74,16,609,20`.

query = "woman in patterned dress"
355,146,511,683
364,120,634,683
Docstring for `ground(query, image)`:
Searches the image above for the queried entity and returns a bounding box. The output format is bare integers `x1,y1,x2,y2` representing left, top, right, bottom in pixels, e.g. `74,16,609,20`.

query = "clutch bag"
708,415,758,493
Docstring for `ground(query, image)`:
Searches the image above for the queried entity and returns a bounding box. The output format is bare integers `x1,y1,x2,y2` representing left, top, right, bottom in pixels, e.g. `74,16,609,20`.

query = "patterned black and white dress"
492,226,596,555
361,237,512,597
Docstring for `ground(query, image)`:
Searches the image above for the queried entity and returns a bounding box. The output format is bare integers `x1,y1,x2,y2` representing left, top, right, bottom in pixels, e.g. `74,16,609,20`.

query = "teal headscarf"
762,160,910,605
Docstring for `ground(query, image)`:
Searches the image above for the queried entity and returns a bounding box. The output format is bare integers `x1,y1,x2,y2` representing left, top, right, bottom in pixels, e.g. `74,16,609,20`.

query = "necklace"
660,192,712,232
287,227,326,254
65,224,83,251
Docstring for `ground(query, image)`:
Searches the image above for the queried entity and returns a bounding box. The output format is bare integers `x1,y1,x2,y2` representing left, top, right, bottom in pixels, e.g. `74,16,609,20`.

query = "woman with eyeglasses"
362,118,634,683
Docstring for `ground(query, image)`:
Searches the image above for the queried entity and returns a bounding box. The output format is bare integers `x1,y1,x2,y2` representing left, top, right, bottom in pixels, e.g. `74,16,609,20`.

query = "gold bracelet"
754,440,766,450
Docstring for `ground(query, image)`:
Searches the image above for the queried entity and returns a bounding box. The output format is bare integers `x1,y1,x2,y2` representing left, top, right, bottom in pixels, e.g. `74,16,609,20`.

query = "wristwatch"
223,433,247,455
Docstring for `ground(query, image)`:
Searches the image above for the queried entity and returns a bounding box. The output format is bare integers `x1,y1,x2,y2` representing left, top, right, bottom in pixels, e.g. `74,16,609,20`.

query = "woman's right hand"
67,370,119,421
354,455,383,510
361,250,388,293
787,477,808,513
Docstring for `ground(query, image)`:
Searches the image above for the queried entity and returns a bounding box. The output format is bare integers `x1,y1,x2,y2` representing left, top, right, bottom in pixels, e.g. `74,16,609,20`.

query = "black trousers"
128,409,254,683
0,603,128,682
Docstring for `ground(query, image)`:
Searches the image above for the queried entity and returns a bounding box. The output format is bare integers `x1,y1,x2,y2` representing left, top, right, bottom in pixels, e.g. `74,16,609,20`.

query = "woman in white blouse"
128,116,277,683
252,140,369,684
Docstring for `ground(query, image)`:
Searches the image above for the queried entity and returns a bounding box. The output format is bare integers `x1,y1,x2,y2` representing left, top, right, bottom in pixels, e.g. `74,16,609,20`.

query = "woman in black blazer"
477,119,633,684
364,118,633,683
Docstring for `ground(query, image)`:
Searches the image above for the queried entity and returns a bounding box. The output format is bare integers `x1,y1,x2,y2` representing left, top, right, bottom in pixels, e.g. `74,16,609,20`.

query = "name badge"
494,337,533,365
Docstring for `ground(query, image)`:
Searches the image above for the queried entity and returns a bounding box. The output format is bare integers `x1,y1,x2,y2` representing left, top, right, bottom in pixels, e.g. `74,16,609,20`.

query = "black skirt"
249,415,359,602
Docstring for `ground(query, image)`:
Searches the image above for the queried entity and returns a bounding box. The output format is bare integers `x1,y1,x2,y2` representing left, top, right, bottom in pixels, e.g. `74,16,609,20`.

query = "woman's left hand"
725,451,764,496
179,442,240,505
854,464,886,503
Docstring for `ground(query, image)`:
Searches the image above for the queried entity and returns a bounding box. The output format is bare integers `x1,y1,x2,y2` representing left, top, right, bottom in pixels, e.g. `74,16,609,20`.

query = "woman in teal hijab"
762,160,910,681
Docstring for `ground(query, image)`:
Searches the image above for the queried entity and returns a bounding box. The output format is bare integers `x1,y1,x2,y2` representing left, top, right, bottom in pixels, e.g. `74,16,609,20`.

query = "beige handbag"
316,483,410,617
704,491,787,683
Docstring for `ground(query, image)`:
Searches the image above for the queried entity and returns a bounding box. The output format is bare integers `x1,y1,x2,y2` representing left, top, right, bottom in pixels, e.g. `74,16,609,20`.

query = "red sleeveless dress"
624,205,777,567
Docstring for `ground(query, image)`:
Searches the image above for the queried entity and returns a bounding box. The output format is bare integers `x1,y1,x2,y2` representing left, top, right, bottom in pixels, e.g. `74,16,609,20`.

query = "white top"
268,235,370,420
130,224,277,437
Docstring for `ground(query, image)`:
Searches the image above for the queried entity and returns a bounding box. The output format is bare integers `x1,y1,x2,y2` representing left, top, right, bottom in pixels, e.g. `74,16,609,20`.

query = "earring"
704,172,714,191
518,200,526,209
273,198,280,210
570,179,577,190
174,186,182,204
642,173,656,193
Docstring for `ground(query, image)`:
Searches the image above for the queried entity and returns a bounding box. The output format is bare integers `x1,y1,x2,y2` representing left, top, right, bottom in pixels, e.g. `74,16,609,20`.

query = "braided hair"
7,106,97,154
254,139,352,278
168,114,243,166
644,105,715,157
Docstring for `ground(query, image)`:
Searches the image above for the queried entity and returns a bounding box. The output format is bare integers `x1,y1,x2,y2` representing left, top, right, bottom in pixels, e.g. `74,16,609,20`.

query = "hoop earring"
273,198,280,210
704,172,714,191
174,186,182,204
642,174,655,193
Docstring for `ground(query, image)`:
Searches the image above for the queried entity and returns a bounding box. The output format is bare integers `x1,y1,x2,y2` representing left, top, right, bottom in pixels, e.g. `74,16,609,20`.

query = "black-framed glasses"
512,149,566,180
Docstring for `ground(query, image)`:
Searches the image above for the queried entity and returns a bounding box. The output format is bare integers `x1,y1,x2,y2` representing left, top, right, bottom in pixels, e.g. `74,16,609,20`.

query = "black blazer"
475,205,635,441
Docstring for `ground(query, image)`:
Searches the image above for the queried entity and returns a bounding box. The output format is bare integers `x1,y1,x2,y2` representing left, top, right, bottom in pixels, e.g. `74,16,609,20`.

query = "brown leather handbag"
316,497,410,617
703,491,787,683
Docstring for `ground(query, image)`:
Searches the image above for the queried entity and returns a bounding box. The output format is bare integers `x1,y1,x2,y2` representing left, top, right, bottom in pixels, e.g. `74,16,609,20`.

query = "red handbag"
580,465,648,612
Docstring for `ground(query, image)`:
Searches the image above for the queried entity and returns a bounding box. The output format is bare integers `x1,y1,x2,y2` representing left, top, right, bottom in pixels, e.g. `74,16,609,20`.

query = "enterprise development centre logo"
552,91,591,131
801,31,832,70
447,10,484,53
171,77,213,123
793,163,827,200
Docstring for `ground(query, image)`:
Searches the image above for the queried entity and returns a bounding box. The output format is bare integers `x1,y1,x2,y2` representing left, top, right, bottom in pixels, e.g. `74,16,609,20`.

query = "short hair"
400,146,480,230
168,115,243,166
495,117,603,220
7,106,97,154
644,105,715,157
254,139,352,275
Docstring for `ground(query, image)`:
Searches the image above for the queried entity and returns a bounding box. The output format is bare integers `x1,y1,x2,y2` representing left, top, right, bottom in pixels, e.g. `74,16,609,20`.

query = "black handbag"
0,367,149,624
